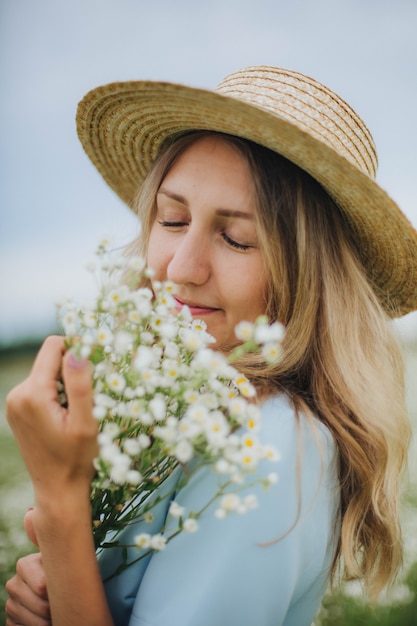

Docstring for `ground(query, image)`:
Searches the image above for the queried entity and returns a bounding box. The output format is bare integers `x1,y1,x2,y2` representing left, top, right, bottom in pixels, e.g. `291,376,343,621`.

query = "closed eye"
221,232,252,251
157,220,188,228
158,220,253,251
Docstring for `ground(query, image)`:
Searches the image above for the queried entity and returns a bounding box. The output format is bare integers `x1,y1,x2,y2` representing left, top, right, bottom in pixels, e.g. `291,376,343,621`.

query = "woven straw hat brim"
76,80,417,317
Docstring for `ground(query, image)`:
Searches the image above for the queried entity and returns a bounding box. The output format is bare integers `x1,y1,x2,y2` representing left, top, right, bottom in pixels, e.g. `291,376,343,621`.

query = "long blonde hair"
132,131,411,599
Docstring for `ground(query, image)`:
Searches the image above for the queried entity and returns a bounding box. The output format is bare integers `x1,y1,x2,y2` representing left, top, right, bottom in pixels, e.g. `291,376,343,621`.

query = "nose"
166,227,211,286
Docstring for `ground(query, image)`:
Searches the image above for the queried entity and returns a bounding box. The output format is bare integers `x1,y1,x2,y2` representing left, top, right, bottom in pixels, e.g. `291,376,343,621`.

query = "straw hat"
76,65,417,317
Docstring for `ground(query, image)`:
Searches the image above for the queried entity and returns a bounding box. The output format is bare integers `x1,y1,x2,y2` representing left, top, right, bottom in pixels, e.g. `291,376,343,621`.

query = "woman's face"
147,136,269,351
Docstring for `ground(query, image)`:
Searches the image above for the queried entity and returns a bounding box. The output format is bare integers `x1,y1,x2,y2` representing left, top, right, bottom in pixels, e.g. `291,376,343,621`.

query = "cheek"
238,263,269,317
226,273,267,323
245,288,268,319
147,228,168,279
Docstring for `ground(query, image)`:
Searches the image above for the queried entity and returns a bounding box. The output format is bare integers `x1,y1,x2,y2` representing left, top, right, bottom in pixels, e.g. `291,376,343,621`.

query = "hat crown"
216,66,378,179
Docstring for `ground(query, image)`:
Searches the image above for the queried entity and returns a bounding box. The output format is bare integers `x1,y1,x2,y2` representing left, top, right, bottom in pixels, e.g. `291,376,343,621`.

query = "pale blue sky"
1,0,417,344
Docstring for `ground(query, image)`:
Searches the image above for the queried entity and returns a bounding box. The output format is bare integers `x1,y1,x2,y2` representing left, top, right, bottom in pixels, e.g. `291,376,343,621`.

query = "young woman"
5,66,417,626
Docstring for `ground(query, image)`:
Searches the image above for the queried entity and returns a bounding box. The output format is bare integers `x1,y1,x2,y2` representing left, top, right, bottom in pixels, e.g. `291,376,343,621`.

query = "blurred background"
1,0,417,346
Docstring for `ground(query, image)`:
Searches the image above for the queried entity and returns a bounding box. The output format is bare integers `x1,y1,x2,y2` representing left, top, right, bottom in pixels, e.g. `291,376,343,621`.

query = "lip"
174,296,220,316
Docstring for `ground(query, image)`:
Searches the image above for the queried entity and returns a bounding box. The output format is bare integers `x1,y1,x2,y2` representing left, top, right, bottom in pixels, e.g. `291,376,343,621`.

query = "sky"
1,0,417,346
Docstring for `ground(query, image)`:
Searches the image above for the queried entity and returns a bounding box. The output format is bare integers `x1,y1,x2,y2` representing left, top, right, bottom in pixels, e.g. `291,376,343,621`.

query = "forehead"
160,135,255,204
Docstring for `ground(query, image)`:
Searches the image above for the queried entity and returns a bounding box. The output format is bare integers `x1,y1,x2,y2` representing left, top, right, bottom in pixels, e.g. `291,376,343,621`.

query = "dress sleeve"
127,394,340,626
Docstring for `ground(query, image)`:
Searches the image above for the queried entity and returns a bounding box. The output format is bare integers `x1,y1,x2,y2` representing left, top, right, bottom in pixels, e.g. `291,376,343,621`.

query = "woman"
5,66,416,626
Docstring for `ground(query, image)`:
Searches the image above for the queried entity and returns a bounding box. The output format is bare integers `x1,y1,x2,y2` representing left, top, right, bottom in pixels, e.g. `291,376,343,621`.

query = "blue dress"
100,394,340,626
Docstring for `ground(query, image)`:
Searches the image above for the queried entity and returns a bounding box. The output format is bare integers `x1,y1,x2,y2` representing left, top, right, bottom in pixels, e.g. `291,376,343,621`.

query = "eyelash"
157,220,252,251
221,232,251,251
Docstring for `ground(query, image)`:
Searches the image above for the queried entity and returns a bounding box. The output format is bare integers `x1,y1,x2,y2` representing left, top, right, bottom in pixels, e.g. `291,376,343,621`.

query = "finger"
5,556,50,623
6,337,66,437
5,594,51,623
5,596,51,626
61,352,97,436
17,553,49,600
24,509,39,548
30,336,66,388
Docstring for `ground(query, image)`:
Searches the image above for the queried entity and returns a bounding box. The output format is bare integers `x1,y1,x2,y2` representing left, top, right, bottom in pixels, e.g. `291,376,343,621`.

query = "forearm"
33,493,114,626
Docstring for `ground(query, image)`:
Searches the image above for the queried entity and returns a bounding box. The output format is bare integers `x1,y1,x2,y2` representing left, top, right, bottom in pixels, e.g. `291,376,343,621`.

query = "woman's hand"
6,339,114,625
5,510,50,626
5,552,50,626
6,336,98,510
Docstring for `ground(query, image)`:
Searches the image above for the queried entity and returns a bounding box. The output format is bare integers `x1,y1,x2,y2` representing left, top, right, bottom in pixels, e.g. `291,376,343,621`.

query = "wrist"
33,489,92,539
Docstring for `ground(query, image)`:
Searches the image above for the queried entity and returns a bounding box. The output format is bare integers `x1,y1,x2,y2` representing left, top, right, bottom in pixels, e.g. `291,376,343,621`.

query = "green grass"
317,573,417,625
0,434,35,620
0,348,37,622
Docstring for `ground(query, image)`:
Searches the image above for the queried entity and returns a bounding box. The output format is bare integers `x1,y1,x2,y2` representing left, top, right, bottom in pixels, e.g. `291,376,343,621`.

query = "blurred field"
0,349,37,621
0,342,416,625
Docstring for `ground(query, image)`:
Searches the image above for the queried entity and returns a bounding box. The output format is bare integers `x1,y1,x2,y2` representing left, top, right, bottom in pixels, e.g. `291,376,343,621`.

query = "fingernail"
67,352,88,369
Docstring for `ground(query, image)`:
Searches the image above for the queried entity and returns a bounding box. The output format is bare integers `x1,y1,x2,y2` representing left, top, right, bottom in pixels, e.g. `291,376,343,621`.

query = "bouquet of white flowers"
57,240,284,574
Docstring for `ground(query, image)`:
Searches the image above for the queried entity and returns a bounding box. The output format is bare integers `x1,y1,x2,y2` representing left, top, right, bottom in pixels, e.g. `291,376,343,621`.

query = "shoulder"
248,393,340,536
166,392,339,538
260,393,335,451
258,393,338,491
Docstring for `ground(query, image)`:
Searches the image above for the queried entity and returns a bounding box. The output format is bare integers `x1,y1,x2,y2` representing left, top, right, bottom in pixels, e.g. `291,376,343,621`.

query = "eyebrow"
157,187,253,220
157,188,187,204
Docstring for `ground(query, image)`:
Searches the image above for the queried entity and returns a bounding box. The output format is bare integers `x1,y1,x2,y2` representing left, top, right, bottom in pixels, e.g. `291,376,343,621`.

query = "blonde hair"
132,131,411,599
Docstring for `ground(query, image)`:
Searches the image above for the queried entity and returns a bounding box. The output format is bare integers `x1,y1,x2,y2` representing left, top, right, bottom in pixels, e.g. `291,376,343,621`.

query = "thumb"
24,508,39,547
61,352,95,431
